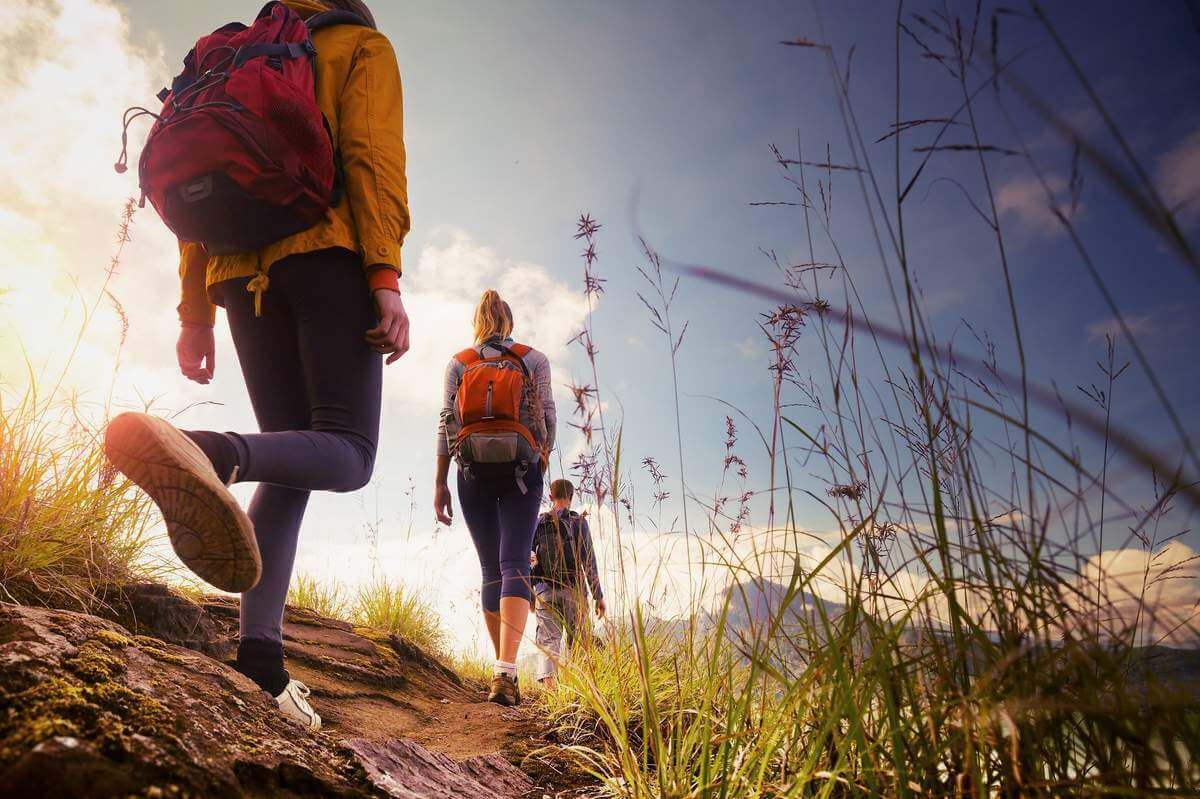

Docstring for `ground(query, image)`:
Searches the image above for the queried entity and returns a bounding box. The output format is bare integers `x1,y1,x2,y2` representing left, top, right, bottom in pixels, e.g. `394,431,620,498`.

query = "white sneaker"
274,680,321,731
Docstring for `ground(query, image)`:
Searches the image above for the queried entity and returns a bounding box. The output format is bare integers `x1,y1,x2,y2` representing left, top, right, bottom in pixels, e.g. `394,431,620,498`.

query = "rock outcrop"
0,597,537,798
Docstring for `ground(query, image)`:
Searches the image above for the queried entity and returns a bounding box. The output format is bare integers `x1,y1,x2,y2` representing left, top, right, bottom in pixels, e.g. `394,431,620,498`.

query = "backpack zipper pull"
484,381,494,419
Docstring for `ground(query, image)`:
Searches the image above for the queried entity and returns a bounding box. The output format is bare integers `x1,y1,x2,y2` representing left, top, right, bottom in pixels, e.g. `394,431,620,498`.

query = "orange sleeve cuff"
367,266,400,293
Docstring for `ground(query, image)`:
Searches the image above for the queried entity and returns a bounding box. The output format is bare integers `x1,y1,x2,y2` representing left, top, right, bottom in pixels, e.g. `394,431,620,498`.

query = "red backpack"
452,341,547,489
114,2,366,254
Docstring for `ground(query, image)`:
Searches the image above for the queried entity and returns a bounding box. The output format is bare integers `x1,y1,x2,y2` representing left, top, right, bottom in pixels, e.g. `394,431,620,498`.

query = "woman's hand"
434,482,454,525
177,323,215,384
595,597,607,619
366,288,410,365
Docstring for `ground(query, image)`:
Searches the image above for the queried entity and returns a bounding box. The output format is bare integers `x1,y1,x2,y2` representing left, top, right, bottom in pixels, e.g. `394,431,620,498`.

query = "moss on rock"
0,666,176,771
65,641,125,683
92,629,132,648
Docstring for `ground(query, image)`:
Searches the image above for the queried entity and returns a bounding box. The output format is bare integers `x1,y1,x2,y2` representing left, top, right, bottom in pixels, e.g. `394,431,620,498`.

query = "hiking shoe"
275,679,321,731
488,673,520,706
104,412,260,592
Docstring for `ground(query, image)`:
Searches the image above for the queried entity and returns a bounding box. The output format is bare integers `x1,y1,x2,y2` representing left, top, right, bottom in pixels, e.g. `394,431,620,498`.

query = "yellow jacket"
177,0,410,326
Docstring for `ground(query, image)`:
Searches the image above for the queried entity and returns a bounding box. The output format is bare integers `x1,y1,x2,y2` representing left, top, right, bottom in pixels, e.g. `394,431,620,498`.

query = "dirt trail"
179,590,589,796
211,598,545,761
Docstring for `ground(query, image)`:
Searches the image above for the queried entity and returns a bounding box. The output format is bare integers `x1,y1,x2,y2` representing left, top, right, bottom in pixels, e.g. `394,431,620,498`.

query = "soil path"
196,596,588,796
198,597,542,755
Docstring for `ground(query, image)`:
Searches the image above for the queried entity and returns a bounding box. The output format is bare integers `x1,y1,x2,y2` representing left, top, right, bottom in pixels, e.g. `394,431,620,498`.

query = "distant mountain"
1126,646,1200,702
715,579,846,634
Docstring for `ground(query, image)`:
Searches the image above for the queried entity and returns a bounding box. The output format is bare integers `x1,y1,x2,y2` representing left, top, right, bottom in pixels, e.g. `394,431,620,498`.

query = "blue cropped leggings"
458,470,544,613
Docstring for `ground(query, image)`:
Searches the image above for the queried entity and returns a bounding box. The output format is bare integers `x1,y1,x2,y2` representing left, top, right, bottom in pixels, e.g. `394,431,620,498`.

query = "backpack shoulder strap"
454,348,480,366
305,8,370,32
486,341,531,378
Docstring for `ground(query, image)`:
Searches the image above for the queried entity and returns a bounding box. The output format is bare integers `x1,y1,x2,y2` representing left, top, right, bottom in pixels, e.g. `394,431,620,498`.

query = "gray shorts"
534,585,588,680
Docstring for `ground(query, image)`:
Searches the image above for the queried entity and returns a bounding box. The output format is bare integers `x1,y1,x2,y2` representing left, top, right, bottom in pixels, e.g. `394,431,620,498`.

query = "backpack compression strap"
234,2,369,69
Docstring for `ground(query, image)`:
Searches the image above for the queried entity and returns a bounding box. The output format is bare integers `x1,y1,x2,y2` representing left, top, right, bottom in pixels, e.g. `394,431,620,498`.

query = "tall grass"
450,649,495,684
286,572,350,621
0,385,157,610
542,3,1200,796
287,574,449,660
353,578,448,657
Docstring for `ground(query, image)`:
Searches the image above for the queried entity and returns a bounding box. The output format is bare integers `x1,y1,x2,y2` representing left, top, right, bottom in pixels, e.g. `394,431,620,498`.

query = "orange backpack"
451,341,545,486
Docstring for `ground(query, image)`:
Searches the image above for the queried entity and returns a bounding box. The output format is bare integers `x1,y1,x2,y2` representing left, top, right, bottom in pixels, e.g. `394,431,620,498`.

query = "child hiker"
530,479,605,689
434,290,555,706
104,0,408,731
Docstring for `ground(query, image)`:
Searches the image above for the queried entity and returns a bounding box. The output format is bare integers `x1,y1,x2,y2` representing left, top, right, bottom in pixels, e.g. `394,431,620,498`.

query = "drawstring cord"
246,256,269,317
114,47,237,186
114,106,161,177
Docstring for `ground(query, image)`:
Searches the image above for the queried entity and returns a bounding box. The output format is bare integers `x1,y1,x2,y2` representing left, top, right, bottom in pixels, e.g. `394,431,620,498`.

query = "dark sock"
183,430,240,484
236,638,289,696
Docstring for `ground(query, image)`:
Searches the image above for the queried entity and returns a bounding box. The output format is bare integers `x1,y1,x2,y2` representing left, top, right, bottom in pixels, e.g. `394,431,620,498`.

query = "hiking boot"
488,673,521,706
275,679,321,731
104,412,261,592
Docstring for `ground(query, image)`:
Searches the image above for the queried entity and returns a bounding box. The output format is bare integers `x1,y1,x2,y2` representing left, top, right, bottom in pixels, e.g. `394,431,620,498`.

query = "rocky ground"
0,583,596,798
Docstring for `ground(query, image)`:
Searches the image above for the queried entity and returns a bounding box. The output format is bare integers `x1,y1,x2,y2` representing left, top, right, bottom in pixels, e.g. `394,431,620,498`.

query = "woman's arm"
434,358,460,524
337,30,411,292
437,358,462,459
535,351,557,454
177,241,215,326
176,242,216,384
434,454,453,525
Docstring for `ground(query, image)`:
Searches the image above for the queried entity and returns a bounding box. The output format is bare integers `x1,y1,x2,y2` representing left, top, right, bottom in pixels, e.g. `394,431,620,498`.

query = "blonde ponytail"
473,289,513,345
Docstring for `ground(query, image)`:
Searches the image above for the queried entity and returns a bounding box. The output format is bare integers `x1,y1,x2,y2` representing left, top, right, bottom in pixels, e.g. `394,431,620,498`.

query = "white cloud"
1085,312,1156,342
996,173,1080,236
0,0,185,403
1076,542,1200,647
734,336,760,361
392,227,589,412
1157,129,1200,226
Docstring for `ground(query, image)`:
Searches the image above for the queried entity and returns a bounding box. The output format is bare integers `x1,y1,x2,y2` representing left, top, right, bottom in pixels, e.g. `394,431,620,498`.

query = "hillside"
0,583,586,798
720,579,847,633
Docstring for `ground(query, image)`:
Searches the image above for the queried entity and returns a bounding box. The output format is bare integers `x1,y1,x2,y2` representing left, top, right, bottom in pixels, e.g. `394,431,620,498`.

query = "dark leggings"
187,248,381,648
458,470,544,613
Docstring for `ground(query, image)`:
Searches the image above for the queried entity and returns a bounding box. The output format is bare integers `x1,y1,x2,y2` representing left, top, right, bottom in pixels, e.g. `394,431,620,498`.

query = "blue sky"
2,0,1198,647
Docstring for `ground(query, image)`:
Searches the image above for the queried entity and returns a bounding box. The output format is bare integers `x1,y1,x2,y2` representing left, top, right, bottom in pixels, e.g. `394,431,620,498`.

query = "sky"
1,0,1198,652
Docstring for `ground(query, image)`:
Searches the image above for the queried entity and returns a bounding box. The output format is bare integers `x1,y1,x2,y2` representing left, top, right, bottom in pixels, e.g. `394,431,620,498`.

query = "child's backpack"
451,340,545,489
533,511,582,587
114,2,367,254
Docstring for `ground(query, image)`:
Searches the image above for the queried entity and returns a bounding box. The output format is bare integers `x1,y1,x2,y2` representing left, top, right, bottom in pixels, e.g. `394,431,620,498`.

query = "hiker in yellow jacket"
106,0,407,732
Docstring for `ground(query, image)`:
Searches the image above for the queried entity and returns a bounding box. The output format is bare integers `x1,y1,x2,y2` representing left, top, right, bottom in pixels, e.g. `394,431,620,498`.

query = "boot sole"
104,412,261,593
